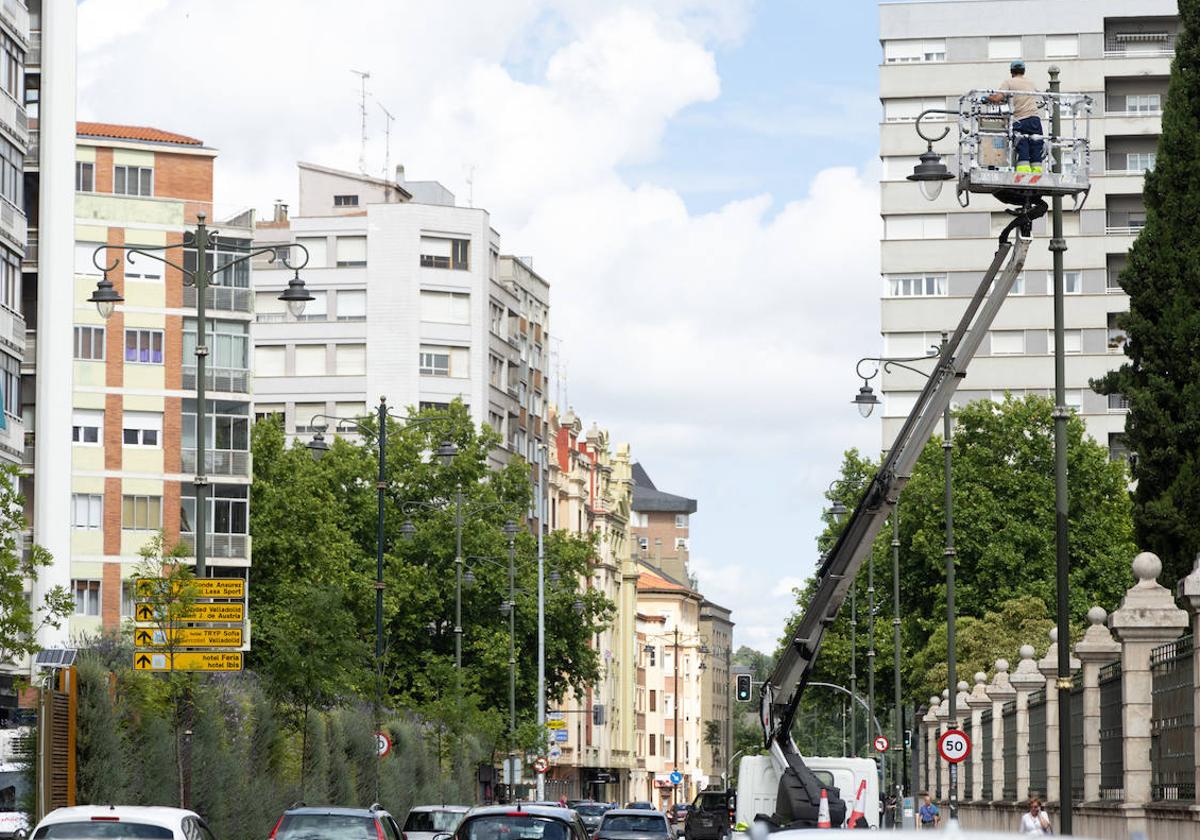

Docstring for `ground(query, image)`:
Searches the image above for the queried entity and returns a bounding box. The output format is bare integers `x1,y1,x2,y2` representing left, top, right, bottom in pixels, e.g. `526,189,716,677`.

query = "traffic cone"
848,779,868,828
817,789,832,829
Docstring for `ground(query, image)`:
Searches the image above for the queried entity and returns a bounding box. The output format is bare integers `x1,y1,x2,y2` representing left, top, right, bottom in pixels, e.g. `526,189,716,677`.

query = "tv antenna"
350,69,370,174
378,101,395,180
465,164,477,208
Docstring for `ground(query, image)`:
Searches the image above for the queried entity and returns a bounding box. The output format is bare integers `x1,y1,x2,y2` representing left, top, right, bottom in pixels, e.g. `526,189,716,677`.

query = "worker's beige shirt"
999,76,1039,120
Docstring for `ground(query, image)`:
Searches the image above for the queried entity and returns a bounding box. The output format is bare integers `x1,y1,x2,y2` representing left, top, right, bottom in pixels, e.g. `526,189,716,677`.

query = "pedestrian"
917,793,940,830
1019,797,1052,835
986,60,1043,172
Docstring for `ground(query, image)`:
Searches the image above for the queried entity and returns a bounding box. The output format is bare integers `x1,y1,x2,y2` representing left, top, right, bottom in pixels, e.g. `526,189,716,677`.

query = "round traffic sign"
873,735,890,753
377,732,392,757
534,757,550,774
937,728,970,763
549,745,562,761
669,770,683,786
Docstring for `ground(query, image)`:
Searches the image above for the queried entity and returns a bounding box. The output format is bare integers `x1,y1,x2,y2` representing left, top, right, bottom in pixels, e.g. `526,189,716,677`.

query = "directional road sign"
554,730,568,743
669,770,683,786
133,651,243,672
546,718,566,730
135,602,244,623
874,736,890,753
136,578,245,598
938,728,971,763
548,745,562,761
133,627,244,648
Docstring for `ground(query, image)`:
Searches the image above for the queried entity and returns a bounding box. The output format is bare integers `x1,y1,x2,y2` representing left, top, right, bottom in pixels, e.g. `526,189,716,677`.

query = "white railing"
182,366,250,393
183,285,252,313
177,533,248,559
1106,225,1145,236
181,449,250,477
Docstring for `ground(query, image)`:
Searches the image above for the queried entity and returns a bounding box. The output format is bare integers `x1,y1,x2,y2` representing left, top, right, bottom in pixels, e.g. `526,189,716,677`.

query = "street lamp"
906,111,956,202
854,336,960,821
503,519,520,779
90,216,312,576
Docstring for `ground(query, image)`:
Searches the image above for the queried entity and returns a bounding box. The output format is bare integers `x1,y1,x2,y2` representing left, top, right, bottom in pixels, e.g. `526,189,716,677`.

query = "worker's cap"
1010,59,1026,72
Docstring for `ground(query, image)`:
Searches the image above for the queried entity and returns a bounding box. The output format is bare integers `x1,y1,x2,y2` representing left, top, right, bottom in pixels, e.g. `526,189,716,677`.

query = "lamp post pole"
892,505,905,822
943,394,958,823
455,488,464,670
1049,65,1074,836
849,583,857,756
506,523,518,778
674,626,681,806
536,447,547,801
193,217,210,577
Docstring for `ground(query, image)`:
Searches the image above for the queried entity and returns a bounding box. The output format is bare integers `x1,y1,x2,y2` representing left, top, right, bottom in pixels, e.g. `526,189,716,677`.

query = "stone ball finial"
942,688,949,698
957,680,969,692
1087,606,1107,626
930,695,940,706
996,658,1009,672
1133,551,1162,582
975,672,987,685
1020,644,1035,660
1049,627,1058,643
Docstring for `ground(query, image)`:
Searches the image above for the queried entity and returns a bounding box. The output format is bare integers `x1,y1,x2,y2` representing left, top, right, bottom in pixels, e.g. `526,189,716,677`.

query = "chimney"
394,164,406,184
273,200,288,223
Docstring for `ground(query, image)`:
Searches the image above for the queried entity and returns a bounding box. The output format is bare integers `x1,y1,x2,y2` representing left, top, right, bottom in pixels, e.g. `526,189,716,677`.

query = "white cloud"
77,0,880,651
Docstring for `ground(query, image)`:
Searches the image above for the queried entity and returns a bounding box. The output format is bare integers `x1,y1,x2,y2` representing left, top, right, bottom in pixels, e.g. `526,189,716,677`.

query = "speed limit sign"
938,729,970,763
873,736,889,753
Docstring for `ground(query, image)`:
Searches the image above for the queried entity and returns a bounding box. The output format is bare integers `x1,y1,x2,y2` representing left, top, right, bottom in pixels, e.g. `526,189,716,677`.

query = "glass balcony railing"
181,449,250,477
183,285,252,313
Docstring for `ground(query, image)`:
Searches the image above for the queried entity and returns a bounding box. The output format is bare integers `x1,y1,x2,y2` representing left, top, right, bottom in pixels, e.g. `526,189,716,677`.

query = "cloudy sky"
78,0,885,652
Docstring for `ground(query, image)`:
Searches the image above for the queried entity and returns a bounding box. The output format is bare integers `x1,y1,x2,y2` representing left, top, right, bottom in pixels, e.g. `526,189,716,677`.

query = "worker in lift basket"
987,60,1043,173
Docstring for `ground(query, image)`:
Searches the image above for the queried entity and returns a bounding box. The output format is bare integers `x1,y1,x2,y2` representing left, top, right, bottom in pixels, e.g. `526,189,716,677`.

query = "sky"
77,0,887,653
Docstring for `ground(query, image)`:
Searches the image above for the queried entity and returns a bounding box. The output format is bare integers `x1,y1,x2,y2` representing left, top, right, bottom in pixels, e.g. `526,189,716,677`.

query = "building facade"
698,600,734,787
252,163,549,473
630,463,696,585
878,0,1174,456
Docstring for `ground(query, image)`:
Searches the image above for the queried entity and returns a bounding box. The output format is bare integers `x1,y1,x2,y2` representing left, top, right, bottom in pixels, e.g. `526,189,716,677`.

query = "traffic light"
735,673,752,702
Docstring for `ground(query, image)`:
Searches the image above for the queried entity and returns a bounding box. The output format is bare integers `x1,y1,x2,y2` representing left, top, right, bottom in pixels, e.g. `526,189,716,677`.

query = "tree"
1093,2,1200,584
0,463,71,665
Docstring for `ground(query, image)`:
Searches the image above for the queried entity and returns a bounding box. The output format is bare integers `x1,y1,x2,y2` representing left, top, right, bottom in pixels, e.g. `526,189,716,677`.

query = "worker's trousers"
1012,116,1044,164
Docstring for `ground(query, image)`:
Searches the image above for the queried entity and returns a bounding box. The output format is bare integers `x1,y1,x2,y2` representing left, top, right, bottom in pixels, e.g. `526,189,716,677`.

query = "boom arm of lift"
757,212,1038,829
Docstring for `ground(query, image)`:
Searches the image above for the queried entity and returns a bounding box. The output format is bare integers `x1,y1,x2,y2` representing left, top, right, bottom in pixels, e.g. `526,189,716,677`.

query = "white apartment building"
879,0,1174,458
252,163,549,470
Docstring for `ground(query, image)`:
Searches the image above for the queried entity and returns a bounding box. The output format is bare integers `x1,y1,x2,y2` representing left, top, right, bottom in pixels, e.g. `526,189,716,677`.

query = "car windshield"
574,806,607,817
404,812,462,832
277,815,377,840
695,795,725,811
600,817,665,833
461,816,569,840
33,823,174,839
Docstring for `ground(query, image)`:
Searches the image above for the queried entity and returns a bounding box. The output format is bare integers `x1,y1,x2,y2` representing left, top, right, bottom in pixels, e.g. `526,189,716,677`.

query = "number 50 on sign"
938,728,970,763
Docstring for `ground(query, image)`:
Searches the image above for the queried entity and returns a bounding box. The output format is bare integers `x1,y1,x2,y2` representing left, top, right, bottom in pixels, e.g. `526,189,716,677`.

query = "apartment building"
878,0,1174,457
55,123,255,638
630,463,696,584
252,163,550,473
543,409,638,803
697,601,734,786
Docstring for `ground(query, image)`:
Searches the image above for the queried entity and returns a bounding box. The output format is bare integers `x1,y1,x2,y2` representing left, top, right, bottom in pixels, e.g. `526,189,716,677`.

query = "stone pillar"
1010,644,1046,801
1110,551,1187,809
986,659,1015,801
965,672,991,801
1180,554,1200,810
1037,627,1079,805
936,689,950,799
1074,606,1119,802
923,697,940,794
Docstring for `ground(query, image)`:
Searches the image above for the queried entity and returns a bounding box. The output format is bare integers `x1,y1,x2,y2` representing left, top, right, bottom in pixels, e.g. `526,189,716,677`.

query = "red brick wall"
153,151,213,217
95,148,113,193
101,562,121,629
103,477,122,556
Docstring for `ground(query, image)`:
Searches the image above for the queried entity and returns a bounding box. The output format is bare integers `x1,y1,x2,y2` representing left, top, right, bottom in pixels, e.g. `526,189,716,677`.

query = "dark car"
668,805,689,826
572,803,611,837
594,810,671,840
452,805,588,840
682,793,733,840
622,804,654,811
270,805,404,840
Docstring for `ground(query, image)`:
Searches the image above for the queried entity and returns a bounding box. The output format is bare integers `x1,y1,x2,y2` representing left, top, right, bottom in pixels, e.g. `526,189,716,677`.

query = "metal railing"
181,448,249,477
1070,674,1084,802
22,330,34,369
1099,662,1124,800
182,285,252,313
1104,34,1175,56
1151,634,1194,802
182,366,249,394
1028,690,1047,797
1002,701,1017,800
25,128,37,167
26,29,39,66
177,532,248,559
981,708,993,800
255,312,286,323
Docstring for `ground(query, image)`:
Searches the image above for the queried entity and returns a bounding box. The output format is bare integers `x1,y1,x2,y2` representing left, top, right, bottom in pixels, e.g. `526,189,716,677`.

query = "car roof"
465,806,577,820
40,807,199,828
603,810,667,818
285,808,389,818
407,806,470,814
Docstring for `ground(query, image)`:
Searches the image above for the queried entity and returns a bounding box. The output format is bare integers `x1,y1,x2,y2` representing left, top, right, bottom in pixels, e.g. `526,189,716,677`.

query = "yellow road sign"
546,718,566,730
134,627,244,648
133,651,243,672
136,578,245,598
135,602,244,623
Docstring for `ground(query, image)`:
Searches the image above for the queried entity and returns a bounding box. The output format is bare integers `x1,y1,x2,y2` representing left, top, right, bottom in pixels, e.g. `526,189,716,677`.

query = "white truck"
734,754,879,831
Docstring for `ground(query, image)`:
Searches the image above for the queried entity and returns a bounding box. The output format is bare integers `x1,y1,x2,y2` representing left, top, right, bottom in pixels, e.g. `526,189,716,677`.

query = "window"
336,236,367,267
121,581,136,618
991,330,1025,355
883,39,945,63
298,290,327,321
885,274,946,297
337,289,366,321
0,353,16,421
333,194,359,207
881,156,921,181
1045,35,1079,57
883,98,948,123
181,485,248,536
647,646,657,667
74,242,103,276
183,236,251,289
125,329,164,364
650,690,657,711
1126,94,1162,113
335,403,367,429
1127,152,1156,173
74,326,105,361
335,344,366,375
489,354,504,387
419,236,470,270
0,250,16,312
675,514,688,529
122,411,162,446
988,37,1022,60
1045,271,1081,294
296,236,327,268
113,165,153,196
649,734,656,756
294,402,326,433
72,580,100,616
420,290,471,324
885,332,941,357
184,319,248,370
75,161,94,192
71,494,102,529
0,137,21,207
1109,392,1130,412
1108,312,1127,350
884,214,946,240
294,344,327,376
1108,432,1131,463
72,409,103,445
1064,390,1082,412
255,405,285,426
419,349,450,376
121,495,162,530
490,302,505,335
1047,329,1082,354
0,31,21,101
183,401,250,454
255,291,287,323
255,345,285,377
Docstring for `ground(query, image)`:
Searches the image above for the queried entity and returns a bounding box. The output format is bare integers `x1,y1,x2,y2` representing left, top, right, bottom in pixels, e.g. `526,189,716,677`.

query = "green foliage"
76,656,129,803
1092,1,1200,584
0,462,72,665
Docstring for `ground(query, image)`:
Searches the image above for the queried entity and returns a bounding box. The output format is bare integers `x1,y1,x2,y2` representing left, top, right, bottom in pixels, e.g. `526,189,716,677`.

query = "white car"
26,806,216,840
400,806,469,840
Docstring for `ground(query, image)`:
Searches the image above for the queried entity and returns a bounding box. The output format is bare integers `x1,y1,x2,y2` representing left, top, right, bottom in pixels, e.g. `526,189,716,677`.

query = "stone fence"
915,551,1200,839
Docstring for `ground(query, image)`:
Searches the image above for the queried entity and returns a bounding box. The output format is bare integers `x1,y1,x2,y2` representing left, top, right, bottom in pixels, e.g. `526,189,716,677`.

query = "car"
682,793,733,840
593,810,672,840
450,804,587,840
270,804,404,840
668,805,689,826
623,804,654,811
27,806,215,840
402,807,469,840
571,802,611,837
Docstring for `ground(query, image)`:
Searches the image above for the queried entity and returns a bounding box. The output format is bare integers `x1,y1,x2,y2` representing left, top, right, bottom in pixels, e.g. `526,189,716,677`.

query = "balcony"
21,329,33,372
1104,33,1175,57
24,128,35,168
181,449,250,477
23,228,35,267
183,285,252,314
177,532,249,559
26,30,38,67
22,432,32,468
182,366,250,394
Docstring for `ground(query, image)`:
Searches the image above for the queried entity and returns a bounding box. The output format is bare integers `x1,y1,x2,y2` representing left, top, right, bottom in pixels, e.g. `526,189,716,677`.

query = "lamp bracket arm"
914,110,955,145
92,243,190,280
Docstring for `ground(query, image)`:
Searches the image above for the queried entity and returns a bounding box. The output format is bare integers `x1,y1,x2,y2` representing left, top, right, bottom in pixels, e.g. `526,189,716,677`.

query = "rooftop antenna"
465,164,477,208
550,336,566,411
378,101,395,181
350,69,371,175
